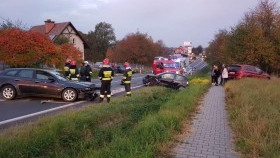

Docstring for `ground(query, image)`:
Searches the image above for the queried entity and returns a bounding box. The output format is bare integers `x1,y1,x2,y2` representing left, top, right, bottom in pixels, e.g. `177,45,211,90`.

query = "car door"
34,70,62,96
175,74,187,87
16,69,36,94
159,73,175,87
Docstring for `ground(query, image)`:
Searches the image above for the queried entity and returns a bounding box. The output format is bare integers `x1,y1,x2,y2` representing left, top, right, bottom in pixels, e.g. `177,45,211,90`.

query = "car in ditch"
142,72,188,90
0,68,98,102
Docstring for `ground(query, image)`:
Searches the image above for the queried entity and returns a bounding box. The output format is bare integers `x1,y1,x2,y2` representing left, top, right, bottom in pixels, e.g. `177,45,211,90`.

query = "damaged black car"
143,72,188,90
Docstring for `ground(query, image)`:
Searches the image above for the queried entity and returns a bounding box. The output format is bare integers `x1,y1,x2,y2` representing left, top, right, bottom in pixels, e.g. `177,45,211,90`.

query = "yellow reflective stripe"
64,67,69,71
100,95,104,98
127,71,132,77
102,78,111,80
126,91,131,94
103,71,112,78
107,95,111,98
70,69,76,74
124,81,131,84
123,77,126,79
71,78,78,81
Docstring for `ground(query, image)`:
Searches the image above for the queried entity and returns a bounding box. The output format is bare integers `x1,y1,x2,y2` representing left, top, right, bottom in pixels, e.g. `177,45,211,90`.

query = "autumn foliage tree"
0,29,81,68
206,0,280,74
109,32,166,65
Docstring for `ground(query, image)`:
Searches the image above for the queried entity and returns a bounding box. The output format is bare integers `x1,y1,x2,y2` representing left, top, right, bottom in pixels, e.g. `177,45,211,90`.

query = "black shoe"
107,98,110,103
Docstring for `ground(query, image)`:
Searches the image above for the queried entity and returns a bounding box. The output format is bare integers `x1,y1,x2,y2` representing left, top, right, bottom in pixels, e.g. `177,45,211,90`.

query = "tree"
0,18,28,31
0,29,81,68
85,22,116,61
53,35,70,45
206,0,280,74
192,45,203,55
113,32,166,65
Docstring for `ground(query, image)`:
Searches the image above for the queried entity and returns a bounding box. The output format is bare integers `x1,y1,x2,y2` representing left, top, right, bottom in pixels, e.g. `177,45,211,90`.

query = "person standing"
213,65,220,86
220,64,228,86
80,61,92,82
122,62,132,96
69,61,79,81
64,58,71,78
99,58,114,103
211,65,215,85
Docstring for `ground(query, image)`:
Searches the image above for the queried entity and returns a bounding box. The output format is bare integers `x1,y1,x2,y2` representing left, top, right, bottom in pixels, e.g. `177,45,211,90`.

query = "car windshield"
49,71,68,81
163,63,177,68
228,65,241,71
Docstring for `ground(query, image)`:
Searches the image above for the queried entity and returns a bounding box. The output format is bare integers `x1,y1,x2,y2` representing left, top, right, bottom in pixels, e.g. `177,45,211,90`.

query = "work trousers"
124,83,131,96
100,80,111,98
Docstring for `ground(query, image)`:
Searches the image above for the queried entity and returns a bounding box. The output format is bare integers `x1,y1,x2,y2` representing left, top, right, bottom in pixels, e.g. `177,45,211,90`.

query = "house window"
72,38,75,44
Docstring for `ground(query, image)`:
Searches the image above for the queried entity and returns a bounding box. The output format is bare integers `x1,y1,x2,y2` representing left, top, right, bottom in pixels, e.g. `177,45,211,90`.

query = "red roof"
30,21,88,48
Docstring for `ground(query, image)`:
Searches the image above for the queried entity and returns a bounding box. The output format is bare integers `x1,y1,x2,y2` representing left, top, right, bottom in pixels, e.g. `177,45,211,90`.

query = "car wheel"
178,86,185,91
2,85,17,100
62,88,77,102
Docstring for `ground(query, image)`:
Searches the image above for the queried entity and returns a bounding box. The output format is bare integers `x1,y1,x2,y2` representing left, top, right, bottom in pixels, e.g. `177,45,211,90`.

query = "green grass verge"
0,70,210,158
225,78,280,158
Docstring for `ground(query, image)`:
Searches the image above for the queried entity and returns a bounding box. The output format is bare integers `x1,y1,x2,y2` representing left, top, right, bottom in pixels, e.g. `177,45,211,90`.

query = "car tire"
62,88,78,102
178,86,185,91
2,85,17,100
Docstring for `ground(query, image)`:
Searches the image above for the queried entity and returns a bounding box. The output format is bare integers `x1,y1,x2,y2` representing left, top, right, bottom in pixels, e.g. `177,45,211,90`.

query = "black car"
143,72,189,89
0,68,98,102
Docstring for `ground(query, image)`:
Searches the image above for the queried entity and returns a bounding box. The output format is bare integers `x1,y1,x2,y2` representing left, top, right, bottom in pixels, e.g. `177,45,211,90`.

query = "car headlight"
84,87,91,91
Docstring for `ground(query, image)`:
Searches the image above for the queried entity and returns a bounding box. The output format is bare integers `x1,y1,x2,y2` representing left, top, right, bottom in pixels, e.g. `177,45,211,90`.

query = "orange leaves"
112,33,165,65
0,29,81,68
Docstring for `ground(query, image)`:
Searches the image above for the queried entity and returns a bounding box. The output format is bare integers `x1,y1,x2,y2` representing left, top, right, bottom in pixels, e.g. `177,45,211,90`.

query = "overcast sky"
0,0,263,47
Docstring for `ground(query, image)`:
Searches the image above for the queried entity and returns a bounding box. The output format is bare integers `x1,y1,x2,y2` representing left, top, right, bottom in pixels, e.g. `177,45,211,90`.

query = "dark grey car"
143,72,189,89
0,68,98,102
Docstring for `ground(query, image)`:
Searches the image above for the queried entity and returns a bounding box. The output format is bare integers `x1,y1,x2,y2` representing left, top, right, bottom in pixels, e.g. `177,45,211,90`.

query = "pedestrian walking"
213,65,220,86
220,64,228,86
64,58,71,78
99,58,114,103
122,62,132,96
80,61,93,82
69,60,79,81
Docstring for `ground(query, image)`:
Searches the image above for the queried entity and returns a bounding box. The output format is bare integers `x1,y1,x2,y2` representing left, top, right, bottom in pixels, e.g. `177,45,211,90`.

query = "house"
30,19,88,60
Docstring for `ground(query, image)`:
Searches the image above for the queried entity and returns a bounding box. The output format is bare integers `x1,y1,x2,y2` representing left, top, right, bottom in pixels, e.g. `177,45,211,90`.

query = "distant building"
30,19,88,59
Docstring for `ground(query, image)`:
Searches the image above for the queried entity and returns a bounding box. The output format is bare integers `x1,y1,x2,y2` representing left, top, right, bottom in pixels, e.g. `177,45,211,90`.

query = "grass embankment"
0,70,210,158
225,78,280,158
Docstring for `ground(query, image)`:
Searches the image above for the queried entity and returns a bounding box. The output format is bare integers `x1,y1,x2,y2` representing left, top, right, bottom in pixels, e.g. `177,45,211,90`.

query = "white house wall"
62,25,85,60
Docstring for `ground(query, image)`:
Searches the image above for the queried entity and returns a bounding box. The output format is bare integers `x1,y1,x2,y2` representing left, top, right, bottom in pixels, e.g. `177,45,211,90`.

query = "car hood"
64,81,96,89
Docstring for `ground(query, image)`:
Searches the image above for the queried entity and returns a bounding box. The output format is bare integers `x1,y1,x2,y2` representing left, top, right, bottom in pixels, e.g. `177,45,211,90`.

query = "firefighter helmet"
102,58,110,65
66,58,71,63
124,62,130,67
71,61,76,66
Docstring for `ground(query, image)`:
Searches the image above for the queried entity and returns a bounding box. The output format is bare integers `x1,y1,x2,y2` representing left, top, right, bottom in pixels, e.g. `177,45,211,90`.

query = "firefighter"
64,58,71,78
98,58,114,103
122,62,132,96
69,61,79,81
80,61,92,82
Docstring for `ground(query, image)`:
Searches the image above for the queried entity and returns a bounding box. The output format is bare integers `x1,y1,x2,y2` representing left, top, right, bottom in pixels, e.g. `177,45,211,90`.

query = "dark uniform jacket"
99,66,114,81
123,68,132,84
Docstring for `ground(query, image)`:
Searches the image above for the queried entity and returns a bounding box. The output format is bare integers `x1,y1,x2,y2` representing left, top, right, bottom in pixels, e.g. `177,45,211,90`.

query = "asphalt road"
0,59,207,127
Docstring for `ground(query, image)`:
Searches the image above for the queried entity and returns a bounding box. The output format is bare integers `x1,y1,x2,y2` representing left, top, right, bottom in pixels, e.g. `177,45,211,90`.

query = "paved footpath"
173,86,239,158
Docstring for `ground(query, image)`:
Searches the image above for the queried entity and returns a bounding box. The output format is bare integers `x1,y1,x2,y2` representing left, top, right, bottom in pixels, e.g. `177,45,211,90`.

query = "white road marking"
0,101,86,126
0,99,4,102
0,85,144,126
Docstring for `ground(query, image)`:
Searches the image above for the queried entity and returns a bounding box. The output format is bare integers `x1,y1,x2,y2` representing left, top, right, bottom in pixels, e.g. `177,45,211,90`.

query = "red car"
228,64,270,80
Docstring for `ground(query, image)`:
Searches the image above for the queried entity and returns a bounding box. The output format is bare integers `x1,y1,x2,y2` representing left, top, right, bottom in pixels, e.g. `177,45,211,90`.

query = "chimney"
44,19,55,34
